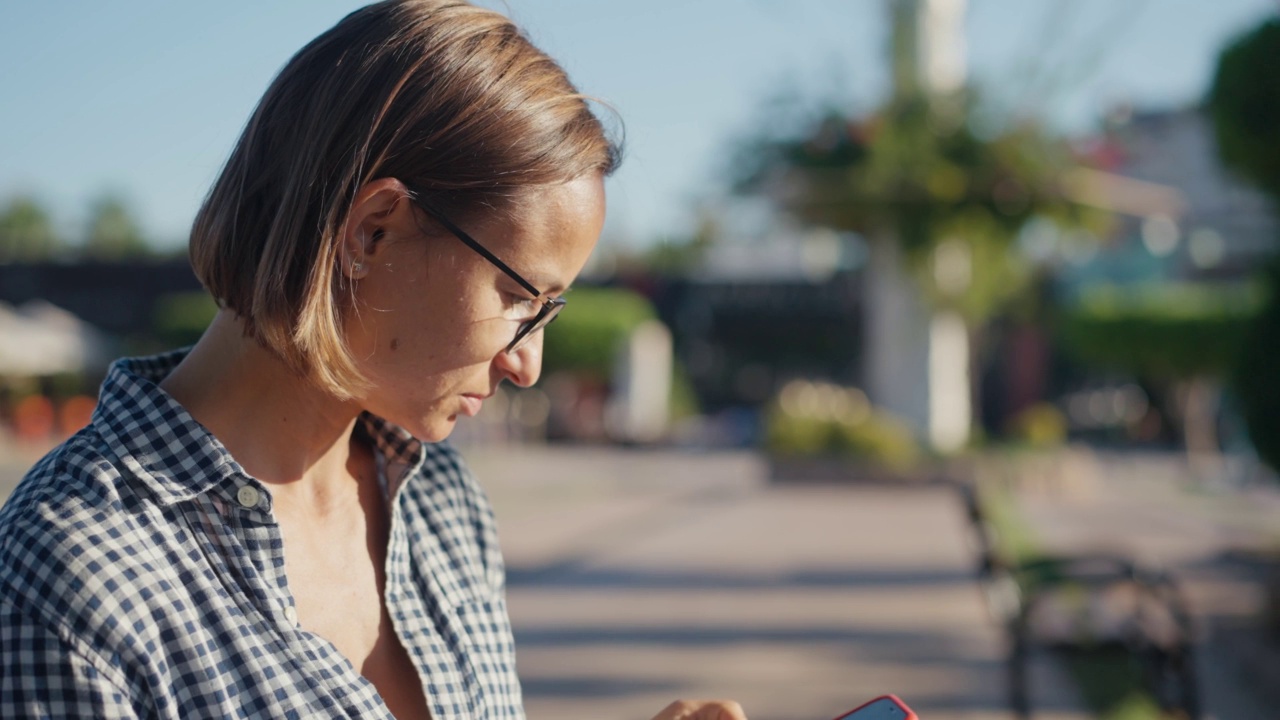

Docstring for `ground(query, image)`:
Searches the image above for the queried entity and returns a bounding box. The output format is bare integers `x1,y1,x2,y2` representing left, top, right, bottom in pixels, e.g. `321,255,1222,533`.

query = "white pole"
867,0,971,452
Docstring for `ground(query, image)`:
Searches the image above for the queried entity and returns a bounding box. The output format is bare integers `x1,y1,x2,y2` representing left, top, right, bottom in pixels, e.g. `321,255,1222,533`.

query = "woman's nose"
492,332,543,388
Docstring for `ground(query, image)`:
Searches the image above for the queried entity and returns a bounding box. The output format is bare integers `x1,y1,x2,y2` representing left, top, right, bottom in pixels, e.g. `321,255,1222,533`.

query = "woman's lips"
459,395,484,417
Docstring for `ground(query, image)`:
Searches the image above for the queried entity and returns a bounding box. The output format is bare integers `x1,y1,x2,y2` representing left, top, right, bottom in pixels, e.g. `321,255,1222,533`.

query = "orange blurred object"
13,395,56,441
58,395,97,437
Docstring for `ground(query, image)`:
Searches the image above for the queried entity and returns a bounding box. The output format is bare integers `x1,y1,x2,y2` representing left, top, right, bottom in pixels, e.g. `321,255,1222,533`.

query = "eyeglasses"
408,192,566,354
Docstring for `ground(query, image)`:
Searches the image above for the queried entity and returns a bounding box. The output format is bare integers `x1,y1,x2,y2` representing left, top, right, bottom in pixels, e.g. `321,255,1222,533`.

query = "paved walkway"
468,445,1084,720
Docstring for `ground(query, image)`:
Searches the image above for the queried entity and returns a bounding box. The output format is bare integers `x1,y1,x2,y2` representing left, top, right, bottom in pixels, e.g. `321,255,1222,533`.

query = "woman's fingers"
649,699,748,720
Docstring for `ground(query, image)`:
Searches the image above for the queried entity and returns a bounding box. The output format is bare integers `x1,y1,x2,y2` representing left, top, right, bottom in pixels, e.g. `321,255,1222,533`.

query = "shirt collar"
356,411,426,498
92,350,427,506
92,349,244,506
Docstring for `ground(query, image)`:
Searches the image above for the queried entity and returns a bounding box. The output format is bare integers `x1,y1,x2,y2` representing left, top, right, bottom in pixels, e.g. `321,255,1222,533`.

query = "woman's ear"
339,177,414,281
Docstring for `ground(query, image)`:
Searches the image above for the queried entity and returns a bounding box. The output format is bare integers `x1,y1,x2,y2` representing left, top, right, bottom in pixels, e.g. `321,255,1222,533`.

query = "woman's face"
344,174,606,441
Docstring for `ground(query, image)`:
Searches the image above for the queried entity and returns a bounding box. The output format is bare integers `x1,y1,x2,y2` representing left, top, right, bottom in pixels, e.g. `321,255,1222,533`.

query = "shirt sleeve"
0,601,142,720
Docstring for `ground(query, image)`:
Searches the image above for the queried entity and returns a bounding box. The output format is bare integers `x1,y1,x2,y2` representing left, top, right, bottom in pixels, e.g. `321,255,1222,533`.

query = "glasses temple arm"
413,196,543,298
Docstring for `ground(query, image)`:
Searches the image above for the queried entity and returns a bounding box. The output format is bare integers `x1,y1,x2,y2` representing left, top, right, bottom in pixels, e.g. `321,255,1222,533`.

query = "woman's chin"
372,405,459,443
413,415,458,443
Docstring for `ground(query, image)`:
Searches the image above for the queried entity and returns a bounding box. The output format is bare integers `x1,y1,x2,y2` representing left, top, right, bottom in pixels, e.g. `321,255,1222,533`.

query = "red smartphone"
831,694,919,720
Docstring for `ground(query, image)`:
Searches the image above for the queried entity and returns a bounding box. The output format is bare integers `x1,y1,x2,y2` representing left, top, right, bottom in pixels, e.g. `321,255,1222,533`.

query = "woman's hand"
649,699,748,720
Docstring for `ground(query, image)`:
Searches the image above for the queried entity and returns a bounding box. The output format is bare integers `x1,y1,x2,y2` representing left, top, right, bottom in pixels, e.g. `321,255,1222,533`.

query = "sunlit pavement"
467,445,1084,720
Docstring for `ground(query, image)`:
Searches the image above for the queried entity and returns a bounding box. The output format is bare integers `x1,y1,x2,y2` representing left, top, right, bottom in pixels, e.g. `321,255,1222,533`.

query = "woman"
0,2,746,719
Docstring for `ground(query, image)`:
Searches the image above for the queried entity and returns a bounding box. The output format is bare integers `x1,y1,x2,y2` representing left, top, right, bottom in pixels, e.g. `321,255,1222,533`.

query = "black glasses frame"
408,192,565,354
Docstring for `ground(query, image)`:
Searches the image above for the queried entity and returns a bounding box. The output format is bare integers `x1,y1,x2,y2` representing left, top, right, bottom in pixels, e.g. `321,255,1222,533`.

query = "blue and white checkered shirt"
0,351,523,719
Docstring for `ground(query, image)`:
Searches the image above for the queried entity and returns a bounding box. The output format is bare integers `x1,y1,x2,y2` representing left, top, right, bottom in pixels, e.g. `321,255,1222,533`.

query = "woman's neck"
159,310,364,506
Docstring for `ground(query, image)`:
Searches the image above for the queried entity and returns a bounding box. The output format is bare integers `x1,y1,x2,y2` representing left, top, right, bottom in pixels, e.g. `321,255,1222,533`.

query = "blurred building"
612,226,866,446
0,259,202,339
654,272,863,414
1069,107,1278,287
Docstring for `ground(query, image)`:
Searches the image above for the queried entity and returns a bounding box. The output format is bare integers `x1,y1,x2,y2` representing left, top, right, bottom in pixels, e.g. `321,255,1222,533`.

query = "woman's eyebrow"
518,271,568,297
544,282,571,297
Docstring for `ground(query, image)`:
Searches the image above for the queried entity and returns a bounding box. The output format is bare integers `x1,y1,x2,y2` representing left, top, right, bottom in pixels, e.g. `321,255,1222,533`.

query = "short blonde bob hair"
190,0,621,399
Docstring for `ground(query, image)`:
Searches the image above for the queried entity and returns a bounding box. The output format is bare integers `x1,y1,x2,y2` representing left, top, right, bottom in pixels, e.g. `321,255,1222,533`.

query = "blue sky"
1,0,1275,250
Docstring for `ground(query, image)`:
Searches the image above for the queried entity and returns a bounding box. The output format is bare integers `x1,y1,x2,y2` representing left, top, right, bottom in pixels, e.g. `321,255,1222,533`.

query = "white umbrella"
0,300,113,377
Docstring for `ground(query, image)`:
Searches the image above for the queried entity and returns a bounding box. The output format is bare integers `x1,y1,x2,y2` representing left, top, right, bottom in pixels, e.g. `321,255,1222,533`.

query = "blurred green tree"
84,194,150,259
1060,286,1258,379
540,285,699,424
734,88,1103,450
729,0,1146,452
0,196,61,261
1060,283,1261,455
152,292,219,348
640,210,720,276
1208,16,1280,474
1208,18,1280,202
542,286,658,379
1235,263,1280,476
734,93,1095,322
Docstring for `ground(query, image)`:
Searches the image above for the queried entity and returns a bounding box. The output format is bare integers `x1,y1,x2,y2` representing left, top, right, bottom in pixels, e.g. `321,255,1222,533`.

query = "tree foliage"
734,91,1099,323
0,196,60,261
85,194,149,259
1209,17,1280,474
1058,283,1260,380
1208,18,1280,203
152,292,219,348
1234,262,1280,473
639,211,720,276
541,286,658,379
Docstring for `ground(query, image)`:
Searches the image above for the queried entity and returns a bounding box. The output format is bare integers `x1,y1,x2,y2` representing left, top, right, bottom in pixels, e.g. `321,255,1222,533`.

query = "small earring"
351,261,367,276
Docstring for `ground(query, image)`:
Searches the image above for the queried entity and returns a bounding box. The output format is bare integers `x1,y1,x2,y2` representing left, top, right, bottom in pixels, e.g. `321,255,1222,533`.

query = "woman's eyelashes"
504,293,541,318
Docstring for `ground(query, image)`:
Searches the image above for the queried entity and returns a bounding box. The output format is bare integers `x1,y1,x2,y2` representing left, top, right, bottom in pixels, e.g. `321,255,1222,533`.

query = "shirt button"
236,485,261,508
284,606,298,625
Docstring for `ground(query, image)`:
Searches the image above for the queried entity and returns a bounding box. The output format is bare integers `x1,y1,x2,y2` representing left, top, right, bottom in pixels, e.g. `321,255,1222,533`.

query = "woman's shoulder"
1,426,133,538
0,427,153,626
